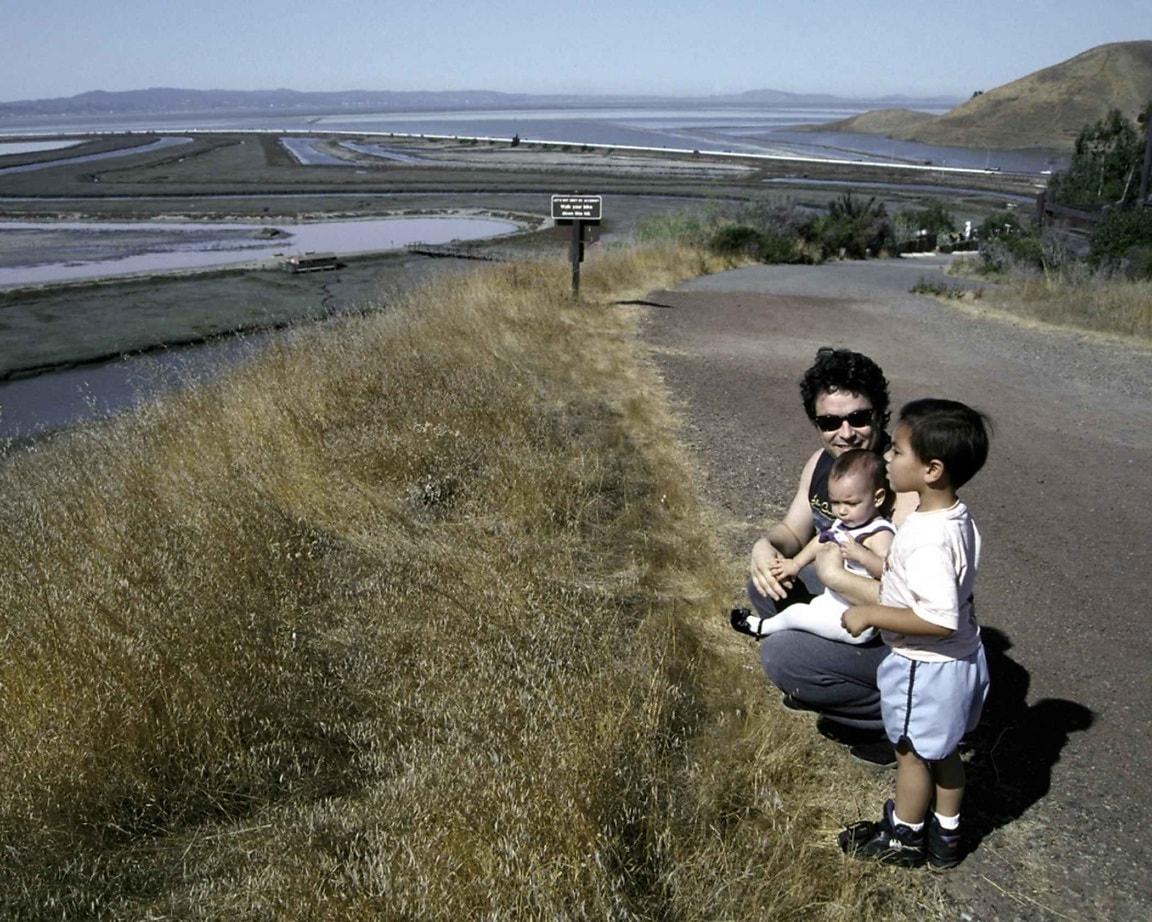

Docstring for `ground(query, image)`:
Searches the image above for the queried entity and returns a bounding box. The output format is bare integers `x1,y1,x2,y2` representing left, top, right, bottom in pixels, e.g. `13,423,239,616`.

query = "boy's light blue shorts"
878,645,989,761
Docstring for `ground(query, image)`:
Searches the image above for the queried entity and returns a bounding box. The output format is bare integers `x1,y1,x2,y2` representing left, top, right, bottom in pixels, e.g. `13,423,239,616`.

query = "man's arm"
750,450,821,600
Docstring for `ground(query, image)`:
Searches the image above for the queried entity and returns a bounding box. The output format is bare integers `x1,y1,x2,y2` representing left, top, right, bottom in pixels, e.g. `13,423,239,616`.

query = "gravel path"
637,255,1152,921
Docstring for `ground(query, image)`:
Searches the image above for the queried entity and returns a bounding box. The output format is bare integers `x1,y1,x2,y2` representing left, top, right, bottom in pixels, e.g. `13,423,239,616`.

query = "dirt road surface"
638,255,1151,920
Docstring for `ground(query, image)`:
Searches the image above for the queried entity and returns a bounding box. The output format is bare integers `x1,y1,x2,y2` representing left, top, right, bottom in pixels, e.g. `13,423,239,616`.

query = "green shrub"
760,230,804,263
634,202,726,247
1125,245,1152,280
708,224,805,264
974,210,1045,274
896,202,957,244
807,192,897,259
1089,207,1152,276
709,224,765,257
912,276,983,299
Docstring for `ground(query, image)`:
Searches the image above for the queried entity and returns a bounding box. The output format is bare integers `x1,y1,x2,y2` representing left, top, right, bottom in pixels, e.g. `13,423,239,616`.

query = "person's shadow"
960,627,1094,847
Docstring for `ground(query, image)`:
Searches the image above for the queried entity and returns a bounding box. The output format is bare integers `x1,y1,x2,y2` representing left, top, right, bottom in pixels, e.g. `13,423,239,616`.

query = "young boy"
730,449,894,645
838,398,992,869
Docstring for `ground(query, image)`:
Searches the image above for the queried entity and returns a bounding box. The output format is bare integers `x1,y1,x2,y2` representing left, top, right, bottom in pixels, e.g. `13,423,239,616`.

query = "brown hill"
831,41,1152,152
809,108,937,136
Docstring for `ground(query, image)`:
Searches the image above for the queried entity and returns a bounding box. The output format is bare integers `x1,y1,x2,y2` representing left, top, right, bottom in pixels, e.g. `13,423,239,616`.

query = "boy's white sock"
934,812,961,831
892,811,924,832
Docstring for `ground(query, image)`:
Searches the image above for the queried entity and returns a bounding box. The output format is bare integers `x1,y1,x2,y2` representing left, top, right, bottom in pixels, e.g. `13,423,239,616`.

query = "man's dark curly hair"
799,347,890,426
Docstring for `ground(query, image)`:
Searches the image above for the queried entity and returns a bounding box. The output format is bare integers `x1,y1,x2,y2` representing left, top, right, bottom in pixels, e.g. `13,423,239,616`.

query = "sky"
3,1,1149,103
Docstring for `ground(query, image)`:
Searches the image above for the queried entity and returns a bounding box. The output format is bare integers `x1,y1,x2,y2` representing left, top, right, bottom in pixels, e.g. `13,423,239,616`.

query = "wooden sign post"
551,194,603,297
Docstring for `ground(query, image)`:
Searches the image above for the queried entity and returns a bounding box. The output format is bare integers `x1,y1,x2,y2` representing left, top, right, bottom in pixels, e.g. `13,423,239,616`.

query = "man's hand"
751,536,792,601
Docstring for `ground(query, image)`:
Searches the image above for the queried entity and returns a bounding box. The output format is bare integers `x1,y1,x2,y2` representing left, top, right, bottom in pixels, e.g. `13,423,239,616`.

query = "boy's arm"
842,603,953,639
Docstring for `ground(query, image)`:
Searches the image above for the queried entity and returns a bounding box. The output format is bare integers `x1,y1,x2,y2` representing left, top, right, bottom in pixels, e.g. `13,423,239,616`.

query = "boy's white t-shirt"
878,500,981,662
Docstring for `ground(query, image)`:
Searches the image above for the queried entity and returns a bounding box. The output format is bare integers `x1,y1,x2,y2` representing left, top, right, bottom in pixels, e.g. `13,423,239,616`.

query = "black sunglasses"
813,409,875,431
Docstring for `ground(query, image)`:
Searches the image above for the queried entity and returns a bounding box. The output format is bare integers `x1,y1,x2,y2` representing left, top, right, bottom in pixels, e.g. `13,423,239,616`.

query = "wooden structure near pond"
284,252,339,273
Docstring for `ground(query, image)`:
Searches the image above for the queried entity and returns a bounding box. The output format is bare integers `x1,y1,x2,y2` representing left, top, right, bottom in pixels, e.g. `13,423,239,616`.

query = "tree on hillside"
1049,107,1148,206
1044,103,1152,278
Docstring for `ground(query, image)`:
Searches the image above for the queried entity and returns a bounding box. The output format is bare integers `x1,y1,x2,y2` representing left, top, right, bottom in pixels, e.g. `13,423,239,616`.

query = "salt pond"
0,215,522,287
0,139,84,156
0,136,192,176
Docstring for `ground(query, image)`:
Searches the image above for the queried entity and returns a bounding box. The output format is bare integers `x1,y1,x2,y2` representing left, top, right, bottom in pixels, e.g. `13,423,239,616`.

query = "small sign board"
551,194,602,222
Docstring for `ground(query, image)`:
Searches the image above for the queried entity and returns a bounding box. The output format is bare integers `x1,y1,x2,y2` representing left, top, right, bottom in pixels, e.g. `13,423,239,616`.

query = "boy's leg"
932,749,966,817
893,742,934,826
839,664,930,867
839,755,929,867
926,750,966,869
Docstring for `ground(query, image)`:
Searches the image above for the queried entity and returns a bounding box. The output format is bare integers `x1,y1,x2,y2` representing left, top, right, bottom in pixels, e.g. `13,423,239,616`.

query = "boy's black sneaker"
927,814,963,869
838,799,925,868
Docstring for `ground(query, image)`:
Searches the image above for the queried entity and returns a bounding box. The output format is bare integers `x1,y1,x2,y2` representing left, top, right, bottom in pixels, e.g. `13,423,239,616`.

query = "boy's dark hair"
898,398,992,488
800,347,890,428
830,448,894,516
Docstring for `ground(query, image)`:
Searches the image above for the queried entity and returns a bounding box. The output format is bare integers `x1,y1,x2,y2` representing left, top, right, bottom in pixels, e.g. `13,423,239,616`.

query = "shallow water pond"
0,215,521,287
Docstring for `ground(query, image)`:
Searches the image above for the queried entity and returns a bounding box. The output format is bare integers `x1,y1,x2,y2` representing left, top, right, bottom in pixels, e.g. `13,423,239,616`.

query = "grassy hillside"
0,246,942,920
825,41,1152,152
798,107,936,138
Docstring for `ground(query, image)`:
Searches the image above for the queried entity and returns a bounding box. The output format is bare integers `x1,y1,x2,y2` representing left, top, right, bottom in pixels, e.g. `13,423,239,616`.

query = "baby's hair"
830,449,894,515
898,398,992,488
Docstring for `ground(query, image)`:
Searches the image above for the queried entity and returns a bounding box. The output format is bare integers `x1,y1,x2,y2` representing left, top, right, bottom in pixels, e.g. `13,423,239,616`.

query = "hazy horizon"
3,1,1146,104
0,84,969,108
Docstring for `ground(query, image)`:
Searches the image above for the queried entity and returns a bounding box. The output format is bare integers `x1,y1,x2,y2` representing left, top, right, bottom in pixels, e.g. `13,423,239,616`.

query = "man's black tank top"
808,450,837,532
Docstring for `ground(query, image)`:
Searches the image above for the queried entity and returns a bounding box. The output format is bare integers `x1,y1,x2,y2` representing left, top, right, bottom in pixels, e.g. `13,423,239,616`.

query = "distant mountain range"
4,41,1149,153
811,41,1152,151
0,86,961,119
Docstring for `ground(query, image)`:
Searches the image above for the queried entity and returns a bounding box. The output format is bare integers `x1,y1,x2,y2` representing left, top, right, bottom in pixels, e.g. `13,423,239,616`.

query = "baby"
731,449,893,644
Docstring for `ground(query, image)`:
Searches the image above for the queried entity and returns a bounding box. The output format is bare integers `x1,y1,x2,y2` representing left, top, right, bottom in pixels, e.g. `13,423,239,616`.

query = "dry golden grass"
0,245,944,919
984,274,1152,341
948,254,1152,342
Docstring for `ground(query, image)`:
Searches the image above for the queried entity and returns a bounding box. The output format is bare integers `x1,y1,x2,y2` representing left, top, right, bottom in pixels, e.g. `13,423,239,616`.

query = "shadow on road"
962,627,1094,849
